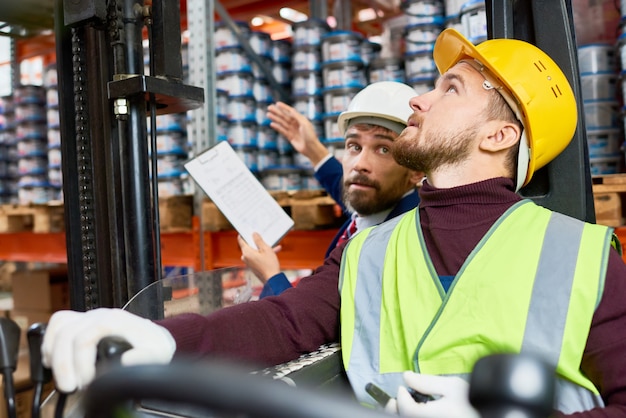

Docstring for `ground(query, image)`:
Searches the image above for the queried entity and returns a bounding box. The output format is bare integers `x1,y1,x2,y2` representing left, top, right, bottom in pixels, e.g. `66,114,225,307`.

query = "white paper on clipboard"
184,141,294,249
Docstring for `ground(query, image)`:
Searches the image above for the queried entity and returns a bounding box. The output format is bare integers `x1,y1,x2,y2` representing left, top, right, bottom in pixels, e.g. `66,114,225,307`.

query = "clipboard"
184,141,294,249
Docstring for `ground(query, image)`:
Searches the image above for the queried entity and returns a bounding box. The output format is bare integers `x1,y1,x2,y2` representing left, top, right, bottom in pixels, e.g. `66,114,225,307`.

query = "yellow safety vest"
339,200,612,413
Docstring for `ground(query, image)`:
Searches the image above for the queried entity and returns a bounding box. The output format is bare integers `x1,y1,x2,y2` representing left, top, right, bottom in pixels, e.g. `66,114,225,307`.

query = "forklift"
0,0,598,416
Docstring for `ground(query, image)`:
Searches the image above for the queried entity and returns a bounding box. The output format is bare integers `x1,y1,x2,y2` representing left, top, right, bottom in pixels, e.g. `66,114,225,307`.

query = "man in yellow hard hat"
339,28,626,417
41,29,626,418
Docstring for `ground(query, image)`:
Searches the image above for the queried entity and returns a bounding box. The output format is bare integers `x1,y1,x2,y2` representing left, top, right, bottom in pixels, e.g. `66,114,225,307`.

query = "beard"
392,124,477,173
342,173,410,216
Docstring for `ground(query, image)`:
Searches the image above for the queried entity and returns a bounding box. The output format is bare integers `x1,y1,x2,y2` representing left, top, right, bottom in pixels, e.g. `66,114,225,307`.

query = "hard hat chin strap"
516,131,530,192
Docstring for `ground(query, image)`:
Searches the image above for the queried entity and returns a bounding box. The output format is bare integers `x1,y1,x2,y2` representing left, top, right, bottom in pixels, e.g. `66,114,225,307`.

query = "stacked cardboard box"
10,267,70,349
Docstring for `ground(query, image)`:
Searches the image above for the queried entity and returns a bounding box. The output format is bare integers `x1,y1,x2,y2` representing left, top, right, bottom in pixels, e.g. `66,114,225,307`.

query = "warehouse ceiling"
0,0,400,39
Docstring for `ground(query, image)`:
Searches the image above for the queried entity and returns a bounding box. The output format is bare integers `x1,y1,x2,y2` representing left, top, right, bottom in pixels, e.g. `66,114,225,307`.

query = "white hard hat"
337,81,417,136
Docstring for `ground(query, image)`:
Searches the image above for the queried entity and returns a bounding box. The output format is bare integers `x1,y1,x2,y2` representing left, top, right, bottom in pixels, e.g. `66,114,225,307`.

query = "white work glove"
42,308,176,393
395,372,480,418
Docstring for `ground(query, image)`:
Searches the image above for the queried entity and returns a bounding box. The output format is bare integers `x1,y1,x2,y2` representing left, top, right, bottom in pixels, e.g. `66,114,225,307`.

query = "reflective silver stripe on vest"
556,378,604,413
521,211,582,364
349,216,404,402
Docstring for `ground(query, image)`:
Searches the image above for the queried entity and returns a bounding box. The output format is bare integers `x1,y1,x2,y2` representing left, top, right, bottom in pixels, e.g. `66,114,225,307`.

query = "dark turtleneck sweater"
159,177,626,417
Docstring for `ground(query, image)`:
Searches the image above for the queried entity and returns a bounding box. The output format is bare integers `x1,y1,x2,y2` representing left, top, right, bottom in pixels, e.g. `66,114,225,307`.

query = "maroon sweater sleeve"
559,250,626,418
156,243,345,367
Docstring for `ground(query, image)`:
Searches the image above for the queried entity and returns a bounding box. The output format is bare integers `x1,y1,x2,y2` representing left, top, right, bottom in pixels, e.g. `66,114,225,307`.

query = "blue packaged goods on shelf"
158,174,186,197
444,0,467,16
226,94,257,122
17,138,47,158
460,0,487,41
214,20,251,49
368,57,406,83
293,93,324,121
321,31,364,62
578,43,616,74
155,131,189,155
404,12,445,28
276,134,294,154
580,71,618,101
587,128,623,158
18,155,47,175
46,149,61,170
216,71,254,97
405,22,443,45
293,45,323,72
0,96,13,114
589,155,622,175
217,115,229,143
253,79,273,102
250,31,273,58
216,89,229,118
47,128,60,148
46,88,59,107
401,0,445,17
155,113,187,132
261,165,302,191
257,148,279,171
48,166,62,186
321,59,366,88
216,46,252,73
156,155,187,177
584,99,620,129
405,49,437,79
14,85,46,105
271,39,292,63
325,138,346,162
0,113,14,130
292,18,330,47
322,87,361,116
251,55,274,80
256,101,272,126
272,61,292,85
361,41,381,66
227,119,258,147
405,39,435,55
46,106,60,128
15,103,46,123
257,125,278,150
293,151,313,169
323,112,342,140
301,169,323,191
18,183,57,205
292,70,323,96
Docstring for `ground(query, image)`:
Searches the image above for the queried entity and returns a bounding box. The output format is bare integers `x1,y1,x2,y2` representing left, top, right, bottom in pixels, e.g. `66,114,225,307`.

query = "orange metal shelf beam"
0,232,68,263
0,225,339,270
5,225,625,268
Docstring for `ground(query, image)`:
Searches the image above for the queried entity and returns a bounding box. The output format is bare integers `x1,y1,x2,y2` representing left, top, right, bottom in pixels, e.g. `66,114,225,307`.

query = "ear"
408,170,425,185
480,121,521,152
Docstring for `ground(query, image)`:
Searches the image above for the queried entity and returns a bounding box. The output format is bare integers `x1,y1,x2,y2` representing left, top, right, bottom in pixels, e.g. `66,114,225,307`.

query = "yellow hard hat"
433,28,577,190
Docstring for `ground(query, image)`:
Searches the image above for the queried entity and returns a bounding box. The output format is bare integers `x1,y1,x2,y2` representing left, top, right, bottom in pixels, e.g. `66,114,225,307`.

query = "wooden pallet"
0,203,65,233
592,174,626,227
201,190,344,232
